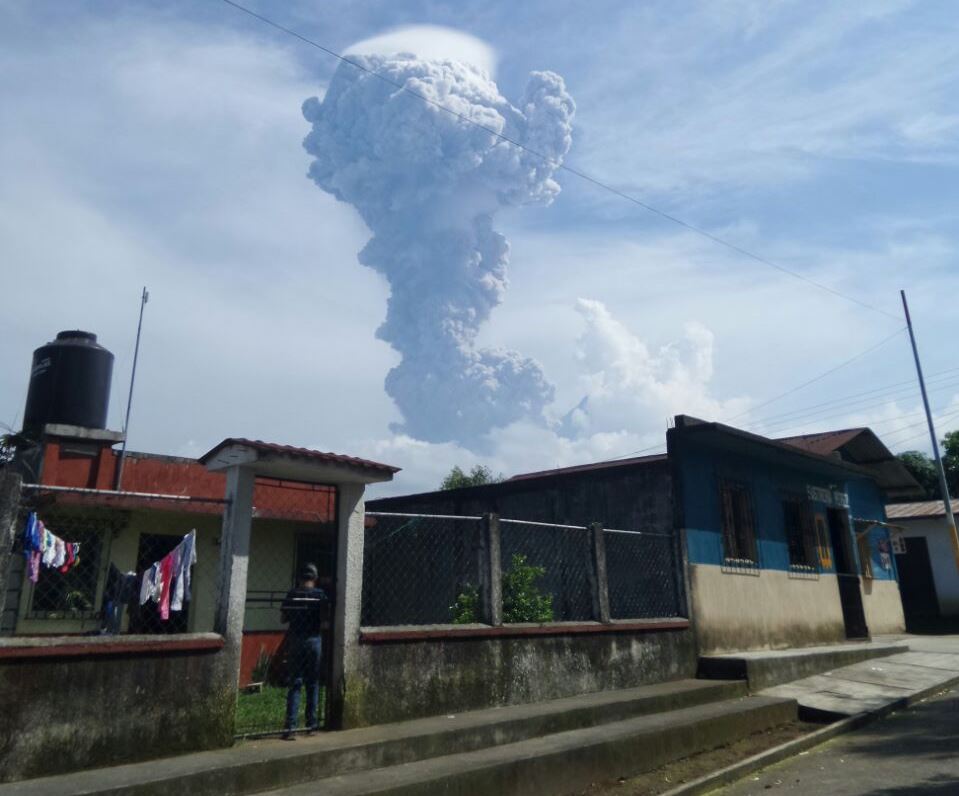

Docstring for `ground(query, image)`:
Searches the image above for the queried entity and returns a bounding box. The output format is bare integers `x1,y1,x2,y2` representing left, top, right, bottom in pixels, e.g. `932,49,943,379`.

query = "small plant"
450,584,480,624
503,554,553,623
251,648,273,683
64,590,92,614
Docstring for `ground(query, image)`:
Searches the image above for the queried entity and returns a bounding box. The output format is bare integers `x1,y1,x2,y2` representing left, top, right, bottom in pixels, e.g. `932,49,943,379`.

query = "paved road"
719,684,959,795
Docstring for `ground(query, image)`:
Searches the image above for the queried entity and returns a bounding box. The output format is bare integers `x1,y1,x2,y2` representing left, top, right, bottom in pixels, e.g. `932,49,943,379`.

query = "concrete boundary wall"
342,622,696,727
0,634,231,783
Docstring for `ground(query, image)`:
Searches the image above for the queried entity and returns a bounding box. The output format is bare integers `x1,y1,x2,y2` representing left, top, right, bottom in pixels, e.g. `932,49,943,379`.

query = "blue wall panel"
678,435,892,578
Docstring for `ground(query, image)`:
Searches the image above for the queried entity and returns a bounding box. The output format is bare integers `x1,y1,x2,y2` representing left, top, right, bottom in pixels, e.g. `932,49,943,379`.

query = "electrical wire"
883,405,959,449
748,366,959,428
722,327,908,423
218,0,902,323
752,378,959,437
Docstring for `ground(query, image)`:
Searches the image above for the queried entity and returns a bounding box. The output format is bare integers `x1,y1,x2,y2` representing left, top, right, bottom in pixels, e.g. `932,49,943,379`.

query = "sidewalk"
717,683,959,795
758,634,959,718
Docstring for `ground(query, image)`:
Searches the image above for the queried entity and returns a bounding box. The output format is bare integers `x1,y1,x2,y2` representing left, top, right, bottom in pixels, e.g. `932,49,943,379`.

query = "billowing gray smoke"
302,54,574,444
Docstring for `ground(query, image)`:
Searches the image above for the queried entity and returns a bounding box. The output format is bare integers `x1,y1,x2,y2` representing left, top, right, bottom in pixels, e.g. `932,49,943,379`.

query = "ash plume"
302,54,574,444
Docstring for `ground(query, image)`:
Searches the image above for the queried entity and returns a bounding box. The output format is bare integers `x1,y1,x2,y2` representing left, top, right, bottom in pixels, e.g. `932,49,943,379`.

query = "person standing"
280,562,329,739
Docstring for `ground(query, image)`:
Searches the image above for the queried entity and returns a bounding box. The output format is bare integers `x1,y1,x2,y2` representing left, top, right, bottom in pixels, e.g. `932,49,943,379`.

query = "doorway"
827,508,869,639
128,533,190,634
895,536,940,627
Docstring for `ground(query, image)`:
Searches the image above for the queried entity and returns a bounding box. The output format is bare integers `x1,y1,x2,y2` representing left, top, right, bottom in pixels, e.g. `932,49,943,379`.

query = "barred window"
783,498,817,569
719,481,757,563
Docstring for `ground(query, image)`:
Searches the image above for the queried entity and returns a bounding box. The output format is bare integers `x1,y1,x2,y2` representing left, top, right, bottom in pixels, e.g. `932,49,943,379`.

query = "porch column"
329,481,365,729
213,464,255,693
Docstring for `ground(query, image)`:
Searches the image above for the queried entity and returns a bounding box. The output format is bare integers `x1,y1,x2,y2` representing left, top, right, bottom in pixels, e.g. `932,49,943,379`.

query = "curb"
659,674,959,796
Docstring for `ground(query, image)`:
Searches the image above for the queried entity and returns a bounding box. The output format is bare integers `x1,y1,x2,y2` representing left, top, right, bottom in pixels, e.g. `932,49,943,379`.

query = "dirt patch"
581,721,824,795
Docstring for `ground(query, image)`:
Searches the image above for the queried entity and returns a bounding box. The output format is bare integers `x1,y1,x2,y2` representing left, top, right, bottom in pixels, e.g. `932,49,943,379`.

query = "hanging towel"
158,553,176,621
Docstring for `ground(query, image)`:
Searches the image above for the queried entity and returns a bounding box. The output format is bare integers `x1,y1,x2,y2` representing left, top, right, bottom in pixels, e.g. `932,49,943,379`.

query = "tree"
439,464,503,490
897,429,959,500
943,430,959,496
898,450,940,499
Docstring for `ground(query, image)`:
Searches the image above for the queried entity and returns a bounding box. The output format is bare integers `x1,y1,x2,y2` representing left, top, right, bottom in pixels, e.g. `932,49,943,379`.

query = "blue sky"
2,0,957,494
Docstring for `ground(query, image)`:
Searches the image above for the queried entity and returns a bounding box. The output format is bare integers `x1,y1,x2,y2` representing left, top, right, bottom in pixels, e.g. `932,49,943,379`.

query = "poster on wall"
878,538,893,571
891,533,907,555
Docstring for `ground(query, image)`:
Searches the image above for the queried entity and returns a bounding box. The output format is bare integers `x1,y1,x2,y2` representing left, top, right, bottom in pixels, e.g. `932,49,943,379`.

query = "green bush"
502,554,553,623
450,553,554,624
450,584,480,624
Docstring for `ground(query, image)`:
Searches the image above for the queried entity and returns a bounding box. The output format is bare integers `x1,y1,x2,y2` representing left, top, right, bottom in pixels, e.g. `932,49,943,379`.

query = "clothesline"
139,530,197,621
21,512,81,583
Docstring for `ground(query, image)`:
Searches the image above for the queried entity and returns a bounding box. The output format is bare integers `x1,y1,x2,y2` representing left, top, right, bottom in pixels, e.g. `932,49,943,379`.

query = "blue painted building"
668,416,916,653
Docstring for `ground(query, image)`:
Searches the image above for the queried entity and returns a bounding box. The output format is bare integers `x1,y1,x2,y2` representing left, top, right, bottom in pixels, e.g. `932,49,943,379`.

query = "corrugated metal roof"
886,498,959,519
198,438,400,474
508,453,667,482
777,429,866,456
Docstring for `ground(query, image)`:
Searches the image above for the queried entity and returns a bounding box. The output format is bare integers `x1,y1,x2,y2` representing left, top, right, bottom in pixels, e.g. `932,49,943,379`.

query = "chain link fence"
360,512,685,627
362,512,481,626
498,519,594,622
604,528,683,619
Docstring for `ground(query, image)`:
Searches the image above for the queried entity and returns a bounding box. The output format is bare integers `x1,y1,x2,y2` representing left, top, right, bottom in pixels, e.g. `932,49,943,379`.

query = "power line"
218,0,901,322
723,327,907,423
752,377,959,436
748,365,959,428
883,405,959,449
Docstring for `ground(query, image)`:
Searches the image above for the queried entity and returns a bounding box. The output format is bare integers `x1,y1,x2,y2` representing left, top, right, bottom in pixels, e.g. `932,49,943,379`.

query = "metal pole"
115,287,149,490
901,289,959,570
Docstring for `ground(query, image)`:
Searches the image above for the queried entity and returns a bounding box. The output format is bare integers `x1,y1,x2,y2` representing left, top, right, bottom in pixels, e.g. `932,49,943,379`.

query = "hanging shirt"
170,531,197,612
51,538,66,569
139,562,161,606
41,529,57,567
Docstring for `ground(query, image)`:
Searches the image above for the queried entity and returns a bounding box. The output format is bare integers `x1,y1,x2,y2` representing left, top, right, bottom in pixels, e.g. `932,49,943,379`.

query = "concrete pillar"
213,465,255,691
0,471,22,632
478,513,503,626
329,482,365,729
588,522,611,624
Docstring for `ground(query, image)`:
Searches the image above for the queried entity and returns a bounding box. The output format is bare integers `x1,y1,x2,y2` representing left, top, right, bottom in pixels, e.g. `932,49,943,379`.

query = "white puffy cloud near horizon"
2,1,958,498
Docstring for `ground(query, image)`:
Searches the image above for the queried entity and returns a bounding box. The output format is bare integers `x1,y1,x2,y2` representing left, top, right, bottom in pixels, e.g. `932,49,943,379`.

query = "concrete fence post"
478,513,503,626
0,470,22,630
588,522,611,624
212,463,255,736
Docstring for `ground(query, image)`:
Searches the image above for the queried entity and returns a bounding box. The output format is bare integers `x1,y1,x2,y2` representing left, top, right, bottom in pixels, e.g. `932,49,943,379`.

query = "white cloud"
344,25,497,77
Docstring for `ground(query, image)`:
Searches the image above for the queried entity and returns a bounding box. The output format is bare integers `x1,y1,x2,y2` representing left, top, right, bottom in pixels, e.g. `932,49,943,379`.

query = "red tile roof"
198,438,400,474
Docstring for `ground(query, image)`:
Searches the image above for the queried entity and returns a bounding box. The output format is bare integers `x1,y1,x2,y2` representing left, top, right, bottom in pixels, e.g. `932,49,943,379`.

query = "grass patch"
235,686,327,736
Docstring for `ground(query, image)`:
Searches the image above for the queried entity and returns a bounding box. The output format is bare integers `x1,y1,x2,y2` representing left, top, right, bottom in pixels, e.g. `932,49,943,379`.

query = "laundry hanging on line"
22,512,81,584
139,530,197,621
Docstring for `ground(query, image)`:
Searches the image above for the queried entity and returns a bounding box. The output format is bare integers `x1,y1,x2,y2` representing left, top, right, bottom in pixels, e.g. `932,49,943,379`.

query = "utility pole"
901,289,959,571
115,287,149,491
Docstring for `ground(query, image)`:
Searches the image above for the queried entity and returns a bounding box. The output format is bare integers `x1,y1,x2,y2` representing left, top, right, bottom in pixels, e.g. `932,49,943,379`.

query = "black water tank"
23,331,114,433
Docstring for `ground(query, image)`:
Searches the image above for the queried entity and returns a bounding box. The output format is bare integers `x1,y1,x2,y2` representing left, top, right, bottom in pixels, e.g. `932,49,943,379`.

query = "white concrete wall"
860,577,906,634
690,563,846,654
900,517,959,616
